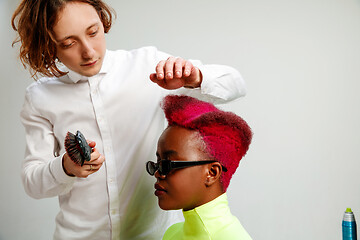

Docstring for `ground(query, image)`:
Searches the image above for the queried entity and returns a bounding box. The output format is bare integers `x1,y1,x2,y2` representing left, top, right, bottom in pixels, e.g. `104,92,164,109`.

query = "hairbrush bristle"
64,131,92,166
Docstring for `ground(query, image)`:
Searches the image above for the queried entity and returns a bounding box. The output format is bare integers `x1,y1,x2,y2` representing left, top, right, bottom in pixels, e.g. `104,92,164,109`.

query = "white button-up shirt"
20,47,247,240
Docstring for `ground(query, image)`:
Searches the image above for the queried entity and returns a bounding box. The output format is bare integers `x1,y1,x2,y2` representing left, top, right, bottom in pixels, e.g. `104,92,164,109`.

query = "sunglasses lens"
146,160,172,176
146,161,157,175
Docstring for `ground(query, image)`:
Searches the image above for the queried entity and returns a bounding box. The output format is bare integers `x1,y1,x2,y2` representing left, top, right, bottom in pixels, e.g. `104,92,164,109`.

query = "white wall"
1,0,359,239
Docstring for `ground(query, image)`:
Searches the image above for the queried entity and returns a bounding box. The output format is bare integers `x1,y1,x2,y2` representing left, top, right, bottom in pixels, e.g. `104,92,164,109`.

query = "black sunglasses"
146,159,227,176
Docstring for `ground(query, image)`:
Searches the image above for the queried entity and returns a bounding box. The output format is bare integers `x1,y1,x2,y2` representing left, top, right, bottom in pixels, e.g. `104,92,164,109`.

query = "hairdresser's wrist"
184,67,202,89
62,154,75,177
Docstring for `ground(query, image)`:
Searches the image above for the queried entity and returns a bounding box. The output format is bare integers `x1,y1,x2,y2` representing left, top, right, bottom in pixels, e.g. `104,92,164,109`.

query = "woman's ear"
205,162,222,187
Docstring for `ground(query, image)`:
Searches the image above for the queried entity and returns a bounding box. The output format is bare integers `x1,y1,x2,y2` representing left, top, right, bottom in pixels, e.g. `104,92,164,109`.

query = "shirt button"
111,209,116,215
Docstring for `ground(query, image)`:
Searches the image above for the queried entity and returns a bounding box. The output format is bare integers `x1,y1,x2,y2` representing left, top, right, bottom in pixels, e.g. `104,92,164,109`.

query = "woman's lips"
154,183,167,196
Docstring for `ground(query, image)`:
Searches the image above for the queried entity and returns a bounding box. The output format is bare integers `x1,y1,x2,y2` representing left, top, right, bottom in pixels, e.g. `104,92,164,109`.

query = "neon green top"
162,193,252,240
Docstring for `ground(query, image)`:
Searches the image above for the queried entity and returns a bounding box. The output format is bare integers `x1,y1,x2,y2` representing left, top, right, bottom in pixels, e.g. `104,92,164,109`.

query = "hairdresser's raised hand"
62,141,105,178
150,57,202,90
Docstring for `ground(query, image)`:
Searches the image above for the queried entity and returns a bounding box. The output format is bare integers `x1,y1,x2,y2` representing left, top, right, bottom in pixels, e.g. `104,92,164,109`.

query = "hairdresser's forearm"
176,63,247,104
22,154,75,199
199,63,247,101
20,90,76,198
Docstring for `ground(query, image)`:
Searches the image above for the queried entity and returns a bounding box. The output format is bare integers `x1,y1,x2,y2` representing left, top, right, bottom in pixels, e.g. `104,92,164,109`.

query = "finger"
84,163,95,171
183,61,193,77
88,141,96,148
174,58,185,78
85,160,103,172
84,164,95,172
88,154,105,166
164,56,176,80
149,73,158,82
150,73,168,89
90,148,101,161
155,60,166,80
77,165,93,177
93,154,105,164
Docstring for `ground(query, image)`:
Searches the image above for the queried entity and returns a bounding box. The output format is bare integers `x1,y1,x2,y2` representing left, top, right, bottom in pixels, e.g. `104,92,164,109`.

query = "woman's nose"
154,169,166,179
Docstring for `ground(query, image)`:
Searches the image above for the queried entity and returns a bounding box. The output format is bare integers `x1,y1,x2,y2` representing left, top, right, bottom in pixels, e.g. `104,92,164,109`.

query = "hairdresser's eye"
61,41,75,49
88,26,99,37
89,30,98,37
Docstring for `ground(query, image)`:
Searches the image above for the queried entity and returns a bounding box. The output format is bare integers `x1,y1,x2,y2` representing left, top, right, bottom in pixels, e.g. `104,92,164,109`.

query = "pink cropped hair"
161,95,253,192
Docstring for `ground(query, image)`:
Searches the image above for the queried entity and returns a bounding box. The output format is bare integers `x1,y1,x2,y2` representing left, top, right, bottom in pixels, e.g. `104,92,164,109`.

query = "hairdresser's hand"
62,141,105,178
150,57,202,90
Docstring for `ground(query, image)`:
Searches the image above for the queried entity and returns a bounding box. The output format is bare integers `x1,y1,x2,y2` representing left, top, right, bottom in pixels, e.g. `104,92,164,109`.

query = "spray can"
343,208,357,240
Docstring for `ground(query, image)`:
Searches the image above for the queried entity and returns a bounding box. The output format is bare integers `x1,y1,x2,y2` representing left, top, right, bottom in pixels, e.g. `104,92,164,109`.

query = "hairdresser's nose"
81,40,95,60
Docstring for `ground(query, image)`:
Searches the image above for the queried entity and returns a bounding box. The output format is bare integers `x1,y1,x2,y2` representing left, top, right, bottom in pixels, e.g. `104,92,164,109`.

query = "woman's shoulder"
162,222,184,240
213,217,253,240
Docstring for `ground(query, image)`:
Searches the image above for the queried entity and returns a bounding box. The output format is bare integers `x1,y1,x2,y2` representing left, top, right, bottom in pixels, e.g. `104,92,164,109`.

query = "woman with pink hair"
146,95,253,239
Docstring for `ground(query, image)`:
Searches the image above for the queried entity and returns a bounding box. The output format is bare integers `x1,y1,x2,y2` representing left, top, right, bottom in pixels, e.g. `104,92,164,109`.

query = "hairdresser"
12,0,247,239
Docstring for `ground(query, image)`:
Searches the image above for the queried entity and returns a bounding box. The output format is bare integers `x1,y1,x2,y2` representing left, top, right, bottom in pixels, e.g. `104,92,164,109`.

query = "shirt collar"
182,193,231,236
183,193,228,217
66,49,111,83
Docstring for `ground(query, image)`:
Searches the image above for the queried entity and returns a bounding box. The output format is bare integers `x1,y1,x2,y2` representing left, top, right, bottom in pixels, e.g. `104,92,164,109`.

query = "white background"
1,0,359,239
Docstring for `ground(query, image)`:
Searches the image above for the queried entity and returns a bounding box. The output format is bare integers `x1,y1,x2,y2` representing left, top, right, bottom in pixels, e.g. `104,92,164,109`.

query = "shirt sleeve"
20,88,75,199
182,60,247,104
154,48,247,104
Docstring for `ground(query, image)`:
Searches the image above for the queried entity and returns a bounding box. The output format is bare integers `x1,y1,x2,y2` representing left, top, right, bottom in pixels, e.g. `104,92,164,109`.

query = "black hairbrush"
64,130,92,166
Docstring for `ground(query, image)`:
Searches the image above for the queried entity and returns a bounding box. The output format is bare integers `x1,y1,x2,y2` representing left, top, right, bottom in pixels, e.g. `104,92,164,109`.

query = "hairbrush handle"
75,131,92,163
64,130,92,166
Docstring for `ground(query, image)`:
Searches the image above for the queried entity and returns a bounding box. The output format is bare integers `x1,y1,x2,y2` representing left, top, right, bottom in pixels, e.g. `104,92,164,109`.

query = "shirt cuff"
197,64,227,99
197,64,247,102
50,153,76,184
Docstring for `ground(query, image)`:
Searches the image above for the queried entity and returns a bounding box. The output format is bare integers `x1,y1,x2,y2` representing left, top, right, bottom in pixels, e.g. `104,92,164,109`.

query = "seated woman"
146,95,253,240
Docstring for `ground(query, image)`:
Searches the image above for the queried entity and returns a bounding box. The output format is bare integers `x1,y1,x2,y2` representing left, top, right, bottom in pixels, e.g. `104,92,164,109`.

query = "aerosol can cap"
343,208,356,222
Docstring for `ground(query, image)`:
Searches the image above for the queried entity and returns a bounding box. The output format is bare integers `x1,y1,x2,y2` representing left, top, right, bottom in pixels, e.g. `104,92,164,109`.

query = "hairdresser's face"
53,2,106,77
154,126,210,211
